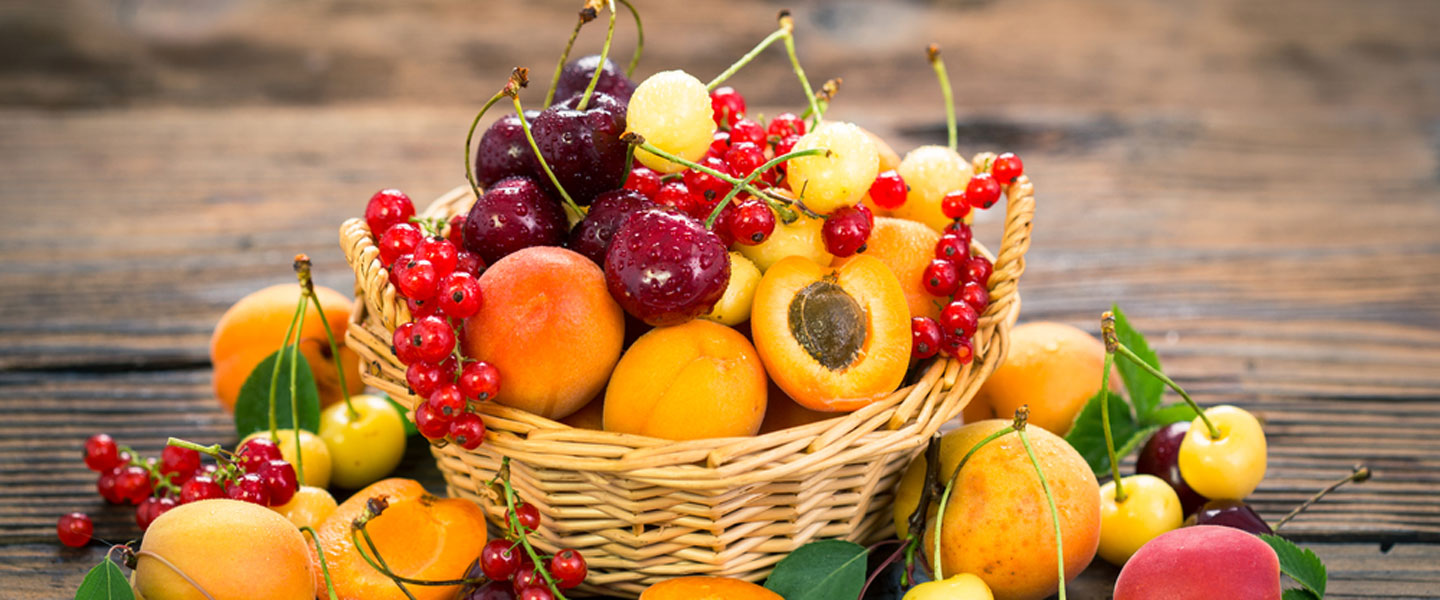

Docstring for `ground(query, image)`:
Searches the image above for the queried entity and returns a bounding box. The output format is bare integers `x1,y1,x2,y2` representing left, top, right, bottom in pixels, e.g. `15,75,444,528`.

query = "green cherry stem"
576,0,617,111
544,3,599,108
707,25,788,91
931,423,1017,580
628,137,801,214
927,44,957,152
351,528,419,600
1098,312,1125,501
616,0,644,77
295,255,357,420
300,526,340,600
268,297,305,440
464,90,511,200
288,284,308,484
619,144,636,188
1113,342,1221,439
704,147,829,229
779,12,824,127
1274,464,1371,531
513,95,583,218
1016,412,1067,600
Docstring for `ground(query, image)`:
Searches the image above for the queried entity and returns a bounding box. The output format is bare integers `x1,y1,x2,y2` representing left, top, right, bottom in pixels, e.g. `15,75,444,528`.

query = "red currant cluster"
904,153,1025,363
366,189,500,450
465,502,588,600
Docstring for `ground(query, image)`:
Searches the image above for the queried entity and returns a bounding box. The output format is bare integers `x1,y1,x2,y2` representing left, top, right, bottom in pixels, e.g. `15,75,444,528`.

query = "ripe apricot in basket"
751,255,910,412
210,283,363,412
759,378,843,433
833,216,943,323
312,478,487,600
133,499,315,600
964,322,1116,435
603,320,767,440
892,420,1100,600
460,246,624,420
639,576,783,600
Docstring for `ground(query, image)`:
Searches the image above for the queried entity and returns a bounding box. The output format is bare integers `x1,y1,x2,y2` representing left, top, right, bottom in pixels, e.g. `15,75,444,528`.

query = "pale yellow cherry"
1098,474,1184,565
317,393,406,489
891,145,972,232
1178,405,1267,500
785,121,880,214
241,429,331,488
273,485,337,530
735,208,833,272
701,252,761,326
626,70,715,173
903,573,994,600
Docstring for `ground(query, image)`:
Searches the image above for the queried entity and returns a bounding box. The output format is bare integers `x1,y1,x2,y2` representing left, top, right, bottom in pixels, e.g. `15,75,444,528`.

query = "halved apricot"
751,255,911,411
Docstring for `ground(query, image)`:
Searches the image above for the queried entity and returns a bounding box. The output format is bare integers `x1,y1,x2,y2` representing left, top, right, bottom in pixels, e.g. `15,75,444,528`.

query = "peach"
1114,525,1281,600
964,322,1119,435
833,216,943,323
640,576,783,600
893,420,1101,600
461,246,624,420
134,499,314,600
604,320,767,440
210,283,364,412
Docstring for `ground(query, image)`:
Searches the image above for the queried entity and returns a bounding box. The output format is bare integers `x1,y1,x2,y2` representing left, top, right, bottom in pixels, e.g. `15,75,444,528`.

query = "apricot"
461,246,624,420
890,145,973,232
964,322,1117,435
242,429,332,489
314,478,487,600
701,251,762,326
893,420,1101,600
751,255,910,412
759,379,843,433
560,394,605,429
134,499,314,600
735,207,833,272
604,320,767,440
833,216,943,323
1114,525,1281,600
640,576,783,600
211,283,364,411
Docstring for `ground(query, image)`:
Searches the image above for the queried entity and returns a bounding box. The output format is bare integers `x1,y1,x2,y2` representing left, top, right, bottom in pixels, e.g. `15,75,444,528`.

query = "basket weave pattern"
340,153,1034,597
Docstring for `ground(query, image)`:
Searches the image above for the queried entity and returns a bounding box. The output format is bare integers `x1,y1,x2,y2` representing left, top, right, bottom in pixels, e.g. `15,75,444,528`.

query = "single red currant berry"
417,236,459,276
943,332,975,363
940,301,979,339
941,190,971,220
921,259,961,297
549,548,588,589
962,255,993,286
159,445,201,481
911,317,943,359
136,495,177,531
729,199,776,246
992,152,1024,183
729,118,766,147
868,170,908,210
429,384,466,422
480,539,521,580
965,172,1001,209
414,400,450,440
378,223,423,267
83,433,121,472
684,156,734,203
454,251,485,277
775,133,802,159
227,472,271,506
449,413,486,450
709,130,732,157
447,214,467,248
511,564,541,594
392,322,421,365
767,112,806,139
114,465,152,505
438,272,483,319
180,474,225,504
623,166,662,199
519,586,554,600
959,281,990,312
724,141,767,179
395,258,441,301
412,315,457,364
235,437,283,474
258,459,299,506
822,206,873,257
510,502,541,532
934,232,969,264
709,86,747,128
405,362,445,398
57,512,93,548
365,189,415,236
655,181,697,215
458,361,501,401
855,203,874,228
944,221,974,249
97,468,123,504
407,296,439,318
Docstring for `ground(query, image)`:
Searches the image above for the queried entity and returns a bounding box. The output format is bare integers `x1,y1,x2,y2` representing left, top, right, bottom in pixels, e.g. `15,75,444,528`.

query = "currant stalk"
496,457,570,600
927,44,957,152
544,2,600,108
616,0,643,76
575,0,617,112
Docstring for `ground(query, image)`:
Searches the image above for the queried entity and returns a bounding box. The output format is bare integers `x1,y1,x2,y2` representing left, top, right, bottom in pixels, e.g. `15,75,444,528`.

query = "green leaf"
1145,402,1200,427
764,539,868,600
1283,589,1321,600
1112,305,1164,419
234,350,322,438
384,394,419,437
75,558,134,600
1065,391,1143,475
1261,535,1328,598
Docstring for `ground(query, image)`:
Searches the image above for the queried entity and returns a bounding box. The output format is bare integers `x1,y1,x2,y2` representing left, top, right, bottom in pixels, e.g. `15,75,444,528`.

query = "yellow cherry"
903,573,994,600
701,252,761,326
1177,405,1267,500
317,393,407,489
626,70,715,173
1098,474,1184,565
785,121,880,214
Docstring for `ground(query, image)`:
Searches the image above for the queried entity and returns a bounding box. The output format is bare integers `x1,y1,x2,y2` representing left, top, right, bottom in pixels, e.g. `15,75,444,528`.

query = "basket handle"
972,152,1034,323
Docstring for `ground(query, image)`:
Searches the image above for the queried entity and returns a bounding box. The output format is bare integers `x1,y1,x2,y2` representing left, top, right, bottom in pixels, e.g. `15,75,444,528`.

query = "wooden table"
3,0,1437,597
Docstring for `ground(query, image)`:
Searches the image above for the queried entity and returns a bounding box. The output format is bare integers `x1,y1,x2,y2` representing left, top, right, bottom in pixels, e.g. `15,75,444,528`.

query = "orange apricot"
314,478,487,600
603,320,768,440
759,378,844,433
560,394,605,430
134,499,314,600
210,283,363,412
751,255,911,412
640,576,783,600
461,246,624,420
833,216,943,323
965,322,1118,435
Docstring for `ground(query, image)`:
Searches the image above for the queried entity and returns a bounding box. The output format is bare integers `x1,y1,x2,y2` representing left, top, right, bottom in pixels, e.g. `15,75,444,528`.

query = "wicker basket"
339,152,1034,597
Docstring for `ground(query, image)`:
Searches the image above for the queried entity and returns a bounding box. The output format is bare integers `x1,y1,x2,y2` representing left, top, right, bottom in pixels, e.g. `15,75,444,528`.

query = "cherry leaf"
1065,391,1143,475
74,558,133,600
764,539,868,600
383,394,419,437
1111,304,1164,419
1144,402,1200,427
1261,534,1327,599
234,350,321,438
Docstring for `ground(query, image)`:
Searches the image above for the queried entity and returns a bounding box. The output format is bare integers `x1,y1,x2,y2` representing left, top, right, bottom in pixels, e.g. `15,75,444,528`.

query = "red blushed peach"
1114,525,1281,600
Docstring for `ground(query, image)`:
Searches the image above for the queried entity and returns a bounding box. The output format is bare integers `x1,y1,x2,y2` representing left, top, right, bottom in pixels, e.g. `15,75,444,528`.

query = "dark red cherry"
565,189,654,266
462,177,568,265
604,209,730,326
476,111,542,188
1136,421,1210,514
1192,499,1274,535
553,54,636,104
462,581,519,600
531,92,629,206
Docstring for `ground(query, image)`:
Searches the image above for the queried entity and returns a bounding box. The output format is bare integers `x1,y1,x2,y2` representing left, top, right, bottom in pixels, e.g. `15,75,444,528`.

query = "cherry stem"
1274,464,1371,531
902,435,944,582
616,0,643,77
630,138,802,213
779,13,824,127
288,282,308,484
295,256,357,420
544,3,599,108
300,526,340,600
927,44,957,152
1098,312,1126,501
620,143,636,187
512,95,584,219
268,293,305,440
1016,413,1067,600
857,540,907,599
706,26,788,91
932,423,1017,580
703,147,828,229
464,91,510,200
350,528,419,600
1113,342,1221,439
576,0,617,112
498,457,571,600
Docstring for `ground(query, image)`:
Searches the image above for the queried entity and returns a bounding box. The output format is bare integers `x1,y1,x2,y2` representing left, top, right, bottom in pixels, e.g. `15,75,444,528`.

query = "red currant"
57,512,93,548
412,315,457,364
511,564,541,594
458,361,501,401
84,433,122,472
549,548,588,589
159,445,200,481
868,170,908,210
96,468,123,504
775,133,801,159
943,333,975,363
405,362,444,398
392,321,421,364
227,472,271,506
365,189,415,236
992,152,1024,184
447,214,467,248
729,118,766,147
438,272,483,319
429,383,466,421
407,296,439,318
940,301,979,339
623,166,662,199
378,223,423,267
449,413,486,450
728,199,776,246
911,317,943,359
822,206,873,257
114,465,152,505
455,251,485,278
944,221,973,250
236,437,283,474
417,237,459,276
934,232,969,264
510,502,541,532
921,259,961,297
180,474,225,504
941,190,971,220
767,112,806,139
258,459,299,506
136,495,177,531
709,86,746,128
395,257,441,301
724,141,767,180
708,130,732,157
684,156,734,203
519,586,554,600
965,172,1001,210
961,255,993,286
414,400,450,440
655,181,698,215
959,281,989,312
480,539,521,580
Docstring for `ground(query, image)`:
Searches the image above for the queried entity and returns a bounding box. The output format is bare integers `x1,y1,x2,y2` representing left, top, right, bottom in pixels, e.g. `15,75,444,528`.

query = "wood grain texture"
2,0,1437,597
